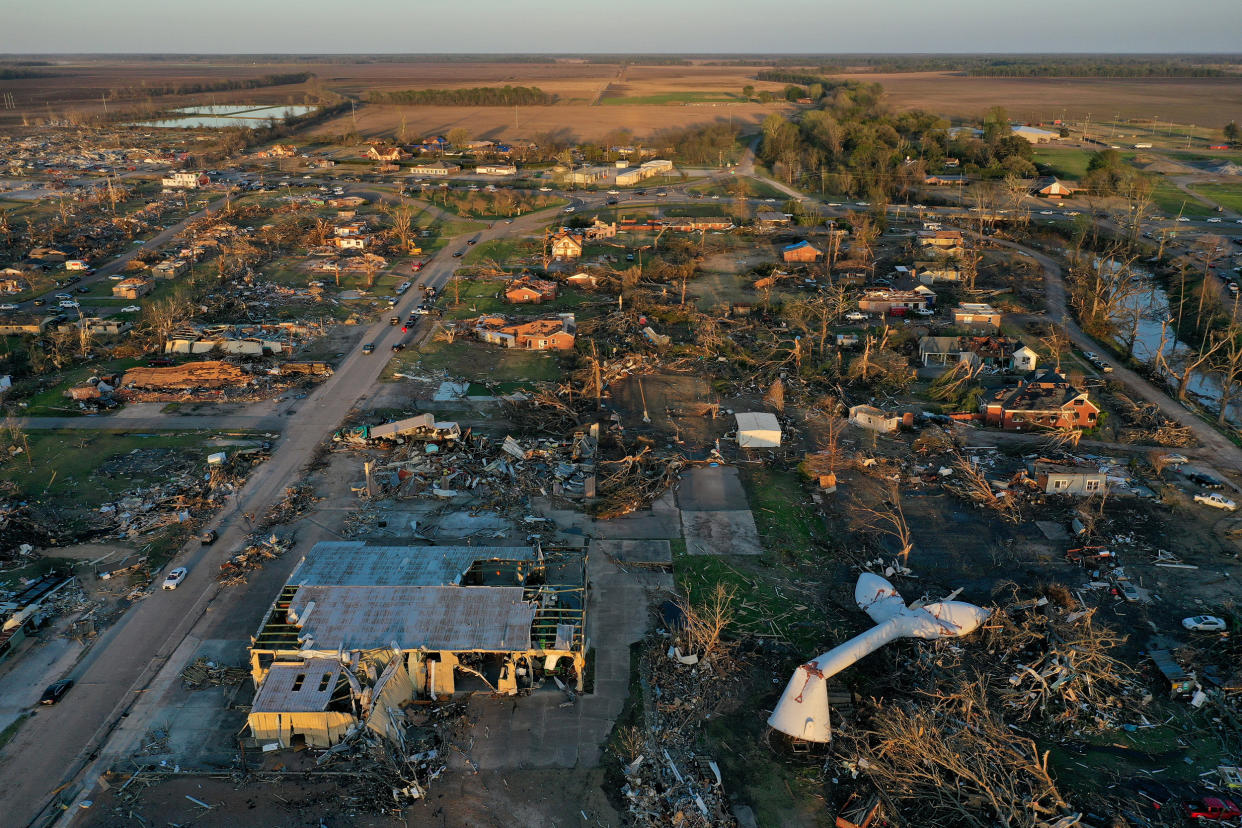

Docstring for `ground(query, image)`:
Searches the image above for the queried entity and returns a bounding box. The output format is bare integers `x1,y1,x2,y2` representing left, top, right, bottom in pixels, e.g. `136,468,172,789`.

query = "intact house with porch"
981,370,1099,432
549,231,584,261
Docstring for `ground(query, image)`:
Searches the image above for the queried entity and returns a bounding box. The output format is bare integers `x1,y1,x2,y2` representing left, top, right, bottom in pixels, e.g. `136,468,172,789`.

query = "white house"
476,164,517,176
735,412,781,448
1013,345,1038,372
848,404,901,434
161,171,208,190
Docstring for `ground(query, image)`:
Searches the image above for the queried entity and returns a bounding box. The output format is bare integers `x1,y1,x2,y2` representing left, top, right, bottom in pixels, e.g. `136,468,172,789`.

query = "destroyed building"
247,541,587,748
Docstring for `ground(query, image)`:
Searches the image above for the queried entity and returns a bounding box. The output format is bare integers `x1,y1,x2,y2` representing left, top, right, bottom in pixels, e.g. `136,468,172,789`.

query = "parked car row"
1081,350,1113,373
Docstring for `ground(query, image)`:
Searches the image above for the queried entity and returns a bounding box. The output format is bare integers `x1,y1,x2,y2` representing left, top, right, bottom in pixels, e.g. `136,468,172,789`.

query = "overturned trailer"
335,414,461,445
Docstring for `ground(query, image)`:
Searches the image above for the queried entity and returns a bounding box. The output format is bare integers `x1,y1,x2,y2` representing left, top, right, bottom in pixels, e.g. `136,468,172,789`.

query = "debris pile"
1109,390,1195,446
258,483,320,530
180,656,249,690
218,535,292,586
120,361,250,391
95,448,262,540
618,589,743,827
313,702,467,812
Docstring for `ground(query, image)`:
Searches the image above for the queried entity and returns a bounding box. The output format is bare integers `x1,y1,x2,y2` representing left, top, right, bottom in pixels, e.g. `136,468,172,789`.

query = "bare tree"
1199,310,1242,426
673,582,736,659
854,481,913,563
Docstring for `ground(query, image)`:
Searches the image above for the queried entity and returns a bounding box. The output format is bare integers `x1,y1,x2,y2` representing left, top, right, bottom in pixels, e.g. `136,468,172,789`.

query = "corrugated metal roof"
289,585,534,652
289,542,537,588
251,658,342,713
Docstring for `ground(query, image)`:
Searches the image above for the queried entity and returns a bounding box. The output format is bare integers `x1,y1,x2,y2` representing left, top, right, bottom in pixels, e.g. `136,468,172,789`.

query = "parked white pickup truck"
1194,492,1237,511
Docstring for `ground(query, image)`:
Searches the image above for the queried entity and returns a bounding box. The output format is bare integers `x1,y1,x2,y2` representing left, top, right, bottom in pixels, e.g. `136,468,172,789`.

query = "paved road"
0,199,576,828
10,196,228,316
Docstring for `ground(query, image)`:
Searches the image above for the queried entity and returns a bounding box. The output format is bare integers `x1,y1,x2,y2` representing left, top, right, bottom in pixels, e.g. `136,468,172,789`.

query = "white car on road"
162,567,188,590
1194,492,1237,511
0,303,18,311
121,305,142,312
844,311,869,322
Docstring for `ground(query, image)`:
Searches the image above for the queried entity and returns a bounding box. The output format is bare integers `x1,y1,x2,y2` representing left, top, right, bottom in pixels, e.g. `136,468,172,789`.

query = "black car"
40,679,73,705
32,298,45,306
1187,471,1224,489
452,250,464,258
391,342,406,352
362,343,375,355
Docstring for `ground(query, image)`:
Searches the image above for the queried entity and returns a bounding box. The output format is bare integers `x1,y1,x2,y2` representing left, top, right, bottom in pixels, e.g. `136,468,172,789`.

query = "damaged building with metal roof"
246,541,587,748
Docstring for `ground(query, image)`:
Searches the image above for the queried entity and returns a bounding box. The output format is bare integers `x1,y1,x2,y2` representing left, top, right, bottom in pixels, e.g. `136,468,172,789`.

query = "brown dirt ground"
80,767,618,828
844,71,1242,126
306,101,782,144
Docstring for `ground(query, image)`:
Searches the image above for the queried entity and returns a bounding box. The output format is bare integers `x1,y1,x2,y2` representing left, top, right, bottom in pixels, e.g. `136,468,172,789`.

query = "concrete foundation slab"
681,509,762,555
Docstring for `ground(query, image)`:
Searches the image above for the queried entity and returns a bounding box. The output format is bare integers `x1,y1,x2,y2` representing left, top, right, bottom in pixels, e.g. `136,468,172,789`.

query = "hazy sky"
5,0,1242,54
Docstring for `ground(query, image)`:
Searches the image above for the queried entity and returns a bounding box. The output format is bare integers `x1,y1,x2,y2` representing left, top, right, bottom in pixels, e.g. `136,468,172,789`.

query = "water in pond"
1114,266,1242,424
134,105,317,129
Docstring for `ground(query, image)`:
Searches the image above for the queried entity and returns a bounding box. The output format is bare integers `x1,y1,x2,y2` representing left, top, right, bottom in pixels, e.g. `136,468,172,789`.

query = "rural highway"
2,199,573,828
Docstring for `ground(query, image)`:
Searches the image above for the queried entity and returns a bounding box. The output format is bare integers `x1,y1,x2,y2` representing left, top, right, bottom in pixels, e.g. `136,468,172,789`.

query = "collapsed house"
247,541,587,748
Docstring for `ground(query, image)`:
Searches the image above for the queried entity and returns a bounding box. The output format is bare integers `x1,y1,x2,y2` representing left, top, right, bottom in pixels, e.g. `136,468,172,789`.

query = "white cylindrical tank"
767,574,988,743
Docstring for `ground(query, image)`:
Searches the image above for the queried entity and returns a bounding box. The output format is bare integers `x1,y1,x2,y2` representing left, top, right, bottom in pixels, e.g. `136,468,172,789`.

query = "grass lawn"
740,467,822,559
387,337,564,384
463,237,538,266
1031,147,1095,180
599,91,741,106
19,356,144,416
1190,183,1242,213
0,431,214,506
1148,178,1216,218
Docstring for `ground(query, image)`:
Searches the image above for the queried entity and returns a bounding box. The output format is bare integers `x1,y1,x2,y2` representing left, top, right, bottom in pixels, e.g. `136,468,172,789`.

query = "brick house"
982,370,1099,431
474,314,575,351
505,275,558,304
782,240,823,263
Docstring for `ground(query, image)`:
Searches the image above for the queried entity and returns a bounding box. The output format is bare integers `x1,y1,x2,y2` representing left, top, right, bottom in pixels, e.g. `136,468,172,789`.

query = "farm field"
839,70,1242,125
308,101,780,144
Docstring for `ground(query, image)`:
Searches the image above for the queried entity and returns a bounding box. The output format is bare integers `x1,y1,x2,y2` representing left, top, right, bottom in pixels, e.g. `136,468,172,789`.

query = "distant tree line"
755,69,838,88
365,86,555,106
106,72,314,100
0,67,55,79
963,60,1226,78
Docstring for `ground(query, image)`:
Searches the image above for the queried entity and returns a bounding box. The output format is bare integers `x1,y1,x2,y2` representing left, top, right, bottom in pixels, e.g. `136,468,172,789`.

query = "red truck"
1185,796,1241,821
